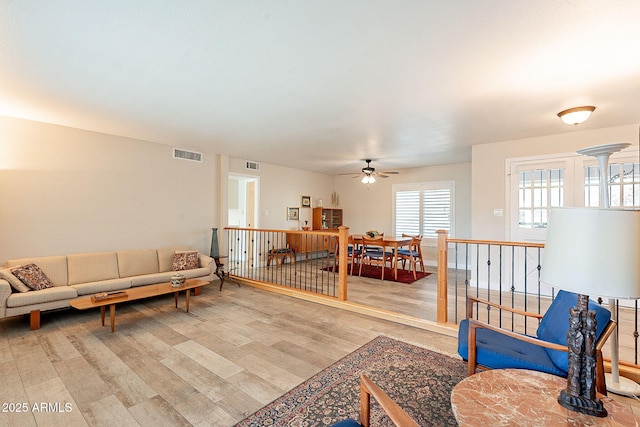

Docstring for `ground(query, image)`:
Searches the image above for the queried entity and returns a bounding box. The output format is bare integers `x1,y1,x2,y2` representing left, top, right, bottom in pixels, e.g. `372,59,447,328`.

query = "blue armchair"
457,290,616,395
331,374,418,427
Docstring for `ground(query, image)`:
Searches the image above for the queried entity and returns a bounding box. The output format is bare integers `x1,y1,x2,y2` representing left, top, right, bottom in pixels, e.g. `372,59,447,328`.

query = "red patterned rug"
235,336,466,426
324,264,430,284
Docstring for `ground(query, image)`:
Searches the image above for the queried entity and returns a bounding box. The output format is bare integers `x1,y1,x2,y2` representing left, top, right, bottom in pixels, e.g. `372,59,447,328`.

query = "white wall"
227,157,335,230
0,116,219,264
471,124,639,241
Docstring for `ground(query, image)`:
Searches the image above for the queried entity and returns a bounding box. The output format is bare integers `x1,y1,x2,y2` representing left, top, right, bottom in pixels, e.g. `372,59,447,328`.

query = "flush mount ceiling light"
557,106,596,126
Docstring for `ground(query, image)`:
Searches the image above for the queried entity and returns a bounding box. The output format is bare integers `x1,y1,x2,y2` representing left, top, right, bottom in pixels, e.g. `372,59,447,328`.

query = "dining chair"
396,234,424,280
331,235,361,274
359,236,393,280
346,235,362,275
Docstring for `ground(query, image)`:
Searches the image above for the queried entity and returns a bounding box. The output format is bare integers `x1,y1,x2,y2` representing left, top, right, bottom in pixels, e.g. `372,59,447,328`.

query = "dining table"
351,235,413,280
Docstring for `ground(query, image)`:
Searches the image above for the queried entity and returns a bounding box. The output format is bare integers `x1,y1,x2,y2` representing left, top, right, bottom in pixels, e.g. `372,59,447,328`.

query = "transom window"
584,162,640,207
518,168,564,229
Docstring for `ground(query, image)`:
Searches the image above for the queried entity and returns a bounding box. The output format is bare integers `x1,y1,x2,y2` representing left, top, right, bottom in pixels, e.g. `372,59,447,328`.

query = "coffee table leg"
174,292,178,308
100,306,106,326
109,304,116,333
185,289,191,312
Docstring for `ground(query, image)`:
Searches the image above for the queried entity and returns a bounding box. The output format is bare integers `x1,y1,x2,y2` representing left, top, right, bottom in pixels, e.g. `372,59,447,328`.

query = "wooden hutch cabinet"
312,207,343,230
286,208,343,260
286,233,332,259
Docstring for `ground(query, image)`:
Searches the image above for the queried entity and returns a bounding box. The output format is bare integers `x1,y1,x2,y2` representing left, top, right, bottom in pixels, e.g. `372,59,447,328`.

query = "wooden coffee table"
70,278,208,332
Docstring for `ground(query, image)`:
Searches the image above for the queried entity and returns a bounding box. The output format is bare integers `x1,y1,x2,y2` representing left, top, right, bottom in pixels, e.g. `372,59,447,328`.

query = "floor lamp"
575,142,640,396
541,208,640,416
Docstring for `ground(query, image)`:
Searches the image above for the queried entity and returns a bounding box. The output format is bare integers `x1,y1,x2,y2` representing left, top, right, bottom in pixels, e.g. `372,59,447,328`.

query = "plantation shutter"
395,190,420,236
422,188,451,238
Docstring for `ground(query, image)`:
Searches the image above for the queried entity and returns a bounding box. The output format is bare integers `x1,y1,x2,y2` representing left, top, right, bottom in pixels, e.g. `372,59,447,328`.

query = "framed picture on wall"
301,195,311,208
287,207,300,221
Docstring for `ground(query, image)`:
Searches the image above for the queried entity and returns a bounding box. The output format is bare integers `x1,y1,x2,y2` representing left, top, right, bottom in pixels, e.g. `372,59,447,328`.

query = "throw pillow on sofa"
0,268,32,293
10,263,53,291
172,251,198,271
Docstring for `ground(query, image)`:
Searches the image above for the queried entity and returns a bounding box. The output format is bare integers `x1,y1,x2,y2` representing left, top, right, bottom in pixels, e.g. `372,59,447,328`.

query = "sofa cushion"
130,272,178,287
179,267,210,280
536,290,611,373
173,251,199,271
10,264,53,291
6,286,78,308
130,268,210,287
157,246,190,272
117,249,159,278
67,252,119,286
6,256,68,286
0,268,32,292
70,278,132,296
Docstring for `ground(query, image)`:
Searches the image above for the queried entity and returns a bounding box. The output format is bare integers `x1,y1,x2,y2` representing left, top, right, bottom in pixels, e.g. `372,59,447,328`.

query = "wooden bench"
267,247,295,266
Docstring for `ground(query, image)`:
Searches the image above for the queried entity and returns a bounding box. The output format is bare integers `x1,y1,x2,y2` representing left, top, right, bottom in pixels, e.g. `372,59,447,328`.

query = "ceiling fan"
339,159,399,185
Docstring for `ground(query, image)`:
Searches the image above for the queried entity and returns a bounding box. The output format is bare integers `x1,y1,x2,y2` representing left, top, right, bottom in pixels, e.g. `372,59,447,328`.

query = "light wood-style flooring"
2,273,639,426
0,279,459,427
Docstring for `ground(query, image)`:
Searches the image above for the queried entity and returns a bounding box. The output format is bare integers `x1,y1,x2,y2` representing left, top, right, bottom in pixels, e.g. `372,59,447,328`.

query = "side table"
214,255,240,291
451,369,639,426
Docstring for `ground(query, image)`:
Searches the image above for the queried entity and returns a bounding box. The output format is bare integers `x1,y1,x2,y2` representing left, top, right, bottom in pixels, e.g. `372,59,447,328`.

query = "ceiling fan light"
361,175,375,184
557,106,596,126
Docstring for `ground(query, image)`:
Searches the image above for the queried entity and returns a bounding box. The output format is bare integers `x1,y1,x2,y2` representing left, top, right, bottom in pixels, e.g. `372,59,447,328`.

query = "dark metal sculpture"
558,294,607,417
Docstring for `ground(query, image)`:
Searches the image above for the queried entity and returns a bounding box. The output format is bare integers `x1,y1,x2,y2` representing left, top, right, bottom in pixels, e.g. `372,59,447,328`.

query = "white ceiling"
1,1,639,175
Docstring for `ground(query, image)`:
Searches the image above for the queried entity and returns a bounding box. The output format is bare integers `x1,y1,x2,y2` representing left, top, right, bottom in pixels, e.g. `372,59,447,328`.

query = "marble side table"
451,369,639,426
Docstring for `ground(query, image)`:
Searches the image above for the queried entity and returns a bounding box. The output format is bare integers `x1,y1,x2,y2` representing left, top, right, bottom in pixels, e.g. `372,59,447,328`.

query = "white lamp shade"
540,208,640,299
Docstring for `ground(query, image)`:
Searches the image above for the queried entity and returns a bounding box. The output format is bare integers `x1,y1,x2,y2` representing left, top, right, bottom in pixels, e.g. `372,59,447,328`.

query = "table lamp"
540,207,640,417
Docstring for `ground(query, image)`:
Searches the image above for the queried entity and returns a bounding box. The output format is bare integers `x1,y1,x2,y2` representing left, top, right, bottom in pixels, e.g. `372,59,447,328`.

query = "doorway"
228,174,259,265
228,174,259,228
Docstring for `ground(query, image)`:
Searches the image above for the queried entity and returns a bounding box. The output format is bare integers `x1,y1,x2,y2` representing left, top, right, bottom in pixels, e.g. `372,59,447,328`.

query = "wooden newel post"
337,226,349,301
436,229,448,325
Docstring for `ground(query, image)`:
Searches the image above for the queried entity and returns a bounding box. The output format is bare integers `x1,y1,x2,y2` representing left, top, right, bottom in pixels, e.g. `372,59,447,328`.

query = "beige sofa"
0,246,214,329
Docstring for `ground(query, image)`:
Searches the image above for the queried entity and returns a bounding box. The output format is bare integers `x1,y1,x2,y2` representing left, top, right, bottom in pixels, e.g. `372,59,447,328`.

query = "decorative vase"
170,273,186,287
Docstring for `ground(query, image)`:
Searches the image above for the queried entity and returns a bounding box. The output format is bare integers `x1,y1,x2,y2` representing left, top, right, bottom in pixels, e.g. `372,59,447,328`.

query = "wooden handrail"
436,229,546,326
446,237,545,248
224,226,338,236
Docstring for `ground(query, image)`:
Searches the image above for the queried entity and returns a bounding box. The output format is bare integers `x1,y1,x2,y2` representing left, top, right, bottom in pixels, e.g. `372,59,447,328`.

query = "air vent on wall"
173,148,202,162
246,160,260,171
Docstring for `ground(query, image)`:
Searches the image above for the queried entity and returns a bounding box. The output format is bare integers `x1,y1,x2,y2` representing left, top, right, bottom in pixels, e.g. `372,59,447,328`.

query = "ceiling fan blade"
379,171,400,175
378,174,390,178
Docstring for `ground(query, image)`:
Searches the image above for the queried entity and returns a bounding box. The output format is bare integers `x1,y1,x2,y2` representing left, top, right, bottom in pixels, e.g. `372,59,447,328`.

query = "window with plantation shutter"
395,189,420,236
423,188,452,238
393,181,454,239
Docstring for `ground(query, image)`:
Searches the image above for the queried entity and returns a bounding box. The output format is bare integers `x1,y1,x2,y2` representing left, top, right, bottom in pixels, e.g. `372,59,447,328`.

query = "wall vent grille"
246,161,260,171
173,148,202,162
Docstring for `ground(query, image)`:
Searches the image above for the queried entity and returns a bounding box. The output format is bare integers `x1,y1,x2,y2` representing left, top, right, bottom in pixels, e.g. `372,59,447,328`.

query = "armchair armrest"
0,279,10,318
197,253,215,281
466,295,544,321
359,374,418,427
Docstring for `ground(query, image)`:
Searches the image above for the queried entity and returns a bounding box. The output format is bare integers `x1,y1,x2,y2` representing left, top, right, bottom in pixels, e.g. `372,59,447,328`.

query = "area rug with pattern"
323,264,430,284
235,335,466,426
